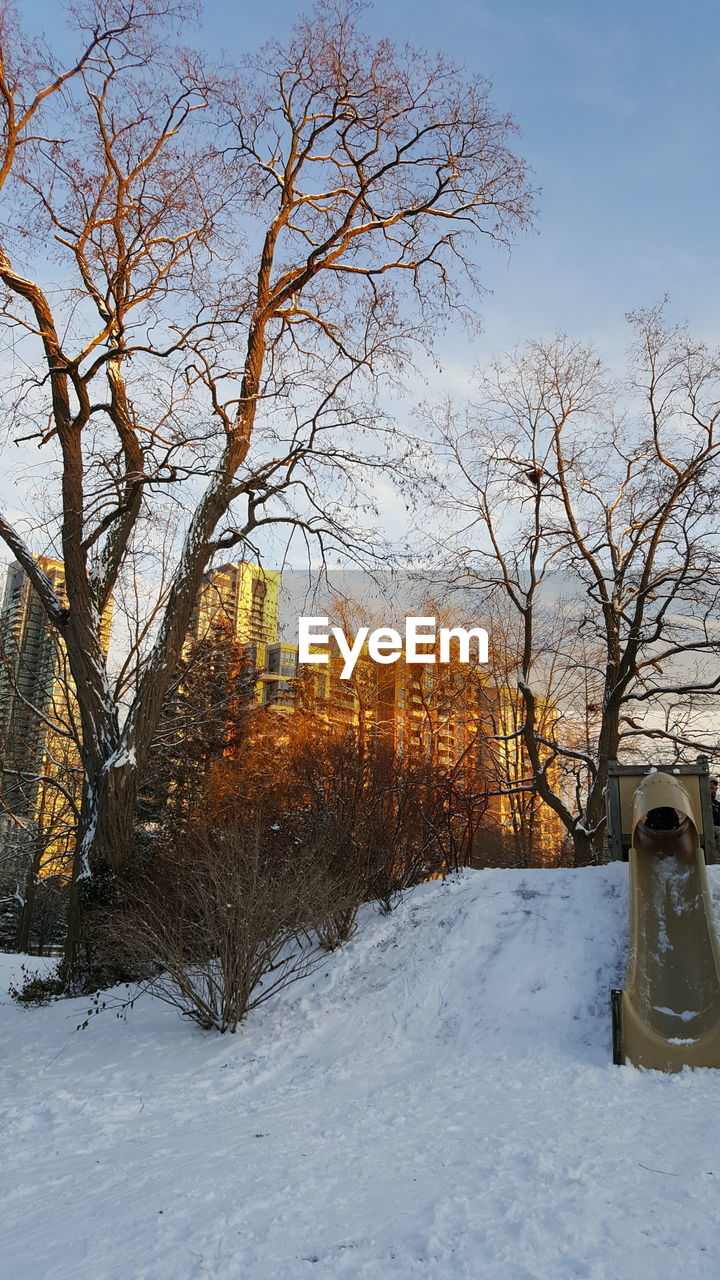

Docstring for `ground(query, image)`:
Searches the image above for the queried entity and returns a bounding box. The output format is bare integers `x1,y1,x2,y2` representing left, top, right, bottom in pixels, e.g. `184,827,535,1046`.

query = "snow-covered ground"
2,866,720,1279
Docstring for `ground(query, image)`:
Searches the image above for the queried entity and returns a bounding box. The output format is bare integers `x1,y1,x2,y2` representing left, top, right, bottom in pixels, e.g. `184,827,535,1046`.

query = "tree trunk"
60,867,82,990
95,760,139,869
572,829,597,868
16,856,38,953
59,757,139,989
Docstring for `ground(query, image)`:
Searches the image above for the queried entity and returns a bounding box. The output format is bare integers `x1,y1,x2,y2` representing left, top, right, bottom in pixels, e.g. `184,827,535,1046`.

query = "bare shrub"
208,723,489,922
302,862,366,952
290,735,488,916
114,827,325,1034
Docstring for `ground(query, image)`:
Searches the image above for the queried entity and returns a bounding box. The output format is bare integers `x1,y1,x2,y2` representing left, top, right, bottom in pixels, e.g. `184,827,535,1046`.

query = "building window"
251,578,267,635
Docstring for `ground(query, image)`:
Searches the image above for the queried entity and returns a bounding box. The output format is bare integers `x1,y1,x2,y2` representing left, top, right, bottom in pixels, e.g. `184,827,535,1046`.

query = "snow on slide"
3,867,720,1279
618,771,720,1071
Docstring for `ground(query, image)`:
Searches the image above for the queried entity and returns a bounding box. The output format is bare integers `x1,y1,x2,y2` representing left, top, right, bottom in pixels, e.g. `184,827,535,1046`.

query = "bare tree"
137,621,256,836
0,0,532,981
432,307,720,865
110,825,326,1033
472,603,568,867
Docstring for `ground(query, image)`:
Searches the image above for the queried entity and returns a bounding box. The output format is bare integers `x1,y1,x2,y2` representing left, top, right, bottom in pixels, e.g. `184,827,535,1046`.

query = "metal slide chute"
609,761,720,1071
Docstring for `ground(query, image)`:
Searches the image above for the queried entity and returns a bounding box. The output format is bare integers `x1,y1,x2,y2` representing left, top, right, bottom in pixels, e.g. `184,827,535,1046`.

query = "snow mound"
2,866,720,1279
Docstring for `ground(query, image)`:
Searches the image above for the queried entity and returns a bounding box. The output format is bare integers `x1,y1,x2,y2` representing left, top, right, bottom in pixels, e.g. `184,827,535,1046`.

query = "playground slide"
614,771,720,1071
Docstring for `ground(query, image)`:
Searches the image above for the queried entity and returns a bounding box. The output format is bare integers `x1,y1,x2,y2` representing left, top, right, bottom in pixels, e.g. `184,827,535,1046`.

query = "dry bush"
290,736,487,915
301,855,367,952
207,724,489,922
314,903,360,951
112,826,326,1033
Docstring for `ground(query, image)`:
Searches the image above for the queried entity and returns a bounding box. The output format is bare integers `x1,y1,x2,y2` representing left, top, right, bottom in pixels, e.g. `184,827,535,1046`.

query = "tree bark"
16,858,38,954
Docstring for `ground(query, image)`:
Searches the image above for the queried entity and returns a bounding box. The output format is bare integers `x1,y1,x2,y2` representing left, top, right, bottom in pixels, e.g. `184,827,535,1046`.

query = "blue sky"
22,0,720,361
197,0,720,366
12,0,720,561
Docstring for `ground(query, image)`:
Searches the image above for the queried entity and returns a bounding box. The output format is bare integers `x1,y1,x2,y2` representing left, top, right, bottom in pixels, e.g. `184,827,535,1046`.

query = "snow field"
2,865,720,1279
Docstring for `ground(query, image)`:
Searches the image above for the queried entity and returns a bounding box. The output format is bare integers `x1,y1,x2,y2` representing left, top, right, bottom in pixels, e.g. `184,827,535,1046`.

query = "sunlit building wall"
187,562,280,649
0,558,112,875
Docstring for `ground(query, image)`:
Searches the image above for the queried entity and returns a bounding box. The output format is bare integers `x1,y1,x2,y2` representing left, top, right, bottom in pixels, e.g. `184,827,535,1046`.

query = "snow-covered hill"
2,866,720,1279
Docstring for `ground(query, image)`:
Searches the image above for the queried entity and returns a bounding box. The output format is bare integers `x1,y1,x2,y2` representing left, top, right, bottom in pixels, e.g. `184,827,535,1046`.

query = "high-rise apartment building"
187,562,281,649
184,561,282,705
182,568,561,863
0,559,65,814
181,560,280,701
0,558,112,871
260,634,487,770
261,642,303,711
